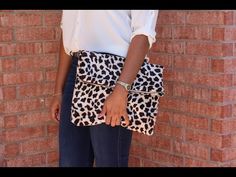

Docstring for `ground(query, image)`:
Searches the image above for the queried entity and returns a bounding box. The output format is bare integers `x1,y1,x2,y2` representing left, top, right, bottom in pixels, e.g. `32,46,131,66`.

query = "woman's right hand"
50,95,62,122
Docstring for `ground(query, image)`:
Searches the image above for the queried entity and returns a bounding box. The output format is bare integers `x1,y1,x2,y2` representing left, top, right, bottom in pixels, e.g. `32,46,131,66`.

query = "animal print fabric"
71,50,164,136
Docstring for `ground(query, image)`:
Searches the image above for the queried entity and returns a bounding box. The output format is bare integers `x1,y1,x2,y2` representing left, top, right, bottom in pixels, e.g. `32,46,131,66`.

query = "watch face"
127,85,131,90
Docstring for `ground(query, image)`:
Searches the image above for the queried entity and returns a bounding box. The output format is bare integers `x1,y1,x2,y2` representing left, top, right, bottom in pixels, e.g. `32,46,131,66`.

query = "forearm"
53,37,72,94
118,35,149,85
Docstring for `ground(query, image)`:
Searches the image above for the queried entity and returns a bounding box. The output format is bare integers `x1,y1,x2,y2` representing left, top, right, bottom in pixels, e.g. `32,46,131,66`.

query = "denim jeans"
59,56,133,167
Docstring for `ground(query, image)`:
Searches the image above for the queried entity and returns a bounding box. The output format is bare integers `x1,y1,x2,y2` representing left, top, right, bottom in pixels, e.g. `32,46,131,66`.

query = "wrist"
113,84,129,96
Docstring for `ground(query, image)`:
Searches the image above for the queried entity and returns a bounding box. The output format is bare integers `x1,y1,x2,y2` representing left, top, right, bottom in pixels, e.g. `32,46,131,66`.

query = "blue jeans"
59,56,133,167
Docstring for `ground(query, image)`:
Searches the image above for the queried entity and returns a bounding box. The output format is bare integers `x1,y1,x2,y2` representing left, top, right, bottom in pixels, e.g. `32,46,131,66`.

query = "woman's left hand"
99,84,130,127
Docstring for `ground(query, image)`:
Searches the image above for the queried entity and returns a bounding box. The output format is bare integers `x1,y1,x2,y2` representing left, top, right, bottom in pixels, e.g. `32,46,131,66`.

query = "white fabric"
61,10,158,57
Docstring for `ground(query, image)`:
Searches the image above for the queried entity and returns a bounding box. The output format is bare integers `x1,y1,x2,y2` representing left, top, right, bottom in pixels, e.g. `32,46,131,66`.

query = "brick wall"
0,10,61,167
129,10,236,167
1,10,236,167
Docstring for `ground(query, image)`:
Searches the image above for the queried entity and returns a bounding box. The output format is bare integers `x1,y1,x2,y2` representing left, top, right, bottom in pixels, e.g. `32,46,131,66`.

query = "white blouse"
61,10,158,57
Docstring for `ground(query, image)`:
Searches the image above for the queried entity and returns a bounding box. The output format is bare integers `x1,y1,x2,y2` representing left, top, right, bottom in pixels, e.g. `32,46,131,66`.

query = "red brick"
0,102,3,114
184,158,218,167
0,74,3,86
3,71,44,85
47,151,59,165
156,110,171,123
222,160,236,167
20,137,57,154
173,140,209,160
128,156,141,167
224,28,236,41
224,11,234,25
211,148,236,162
170,113,209,130
13,13,42,27
5,153,46,167
173,26,210,40
4,98,44,114
156,25,172,39
0,88,2,100
173,84,211,101
1,58,16,72
186,11,224,25
222,134,233,148
0,10,13,12
0,130,5,142
4,126,45,142
160,98,232,118
0,116,4,129
160,80,172,96
212,28,225,41
18,83,54,98
16,55,57,71
43,41,60,54
15,27,57,41
152,41,185,54
18,112,51,127
211,59,236,73
0,43,16,57
132,133,171,151
0,144,3,157
158,11,185,25
233,104,236,117
0,59,2,72
211,88,236,103
4,116,17,129
152,150,184,167
4,143,20,158
0,13,14,27
47,124,58,136
43,12,61,26
212,27,236,41
148,53,172,68
185,129,222,148
166,71,232,87
45,70,57,82
156,122,184,140
142,159,161,167
211,119,236,134
15,42,42,55
230,134,236,147
130,143,153,160
0,28,13,42
186,42,233,57
2,86,16,100
173,55,209,73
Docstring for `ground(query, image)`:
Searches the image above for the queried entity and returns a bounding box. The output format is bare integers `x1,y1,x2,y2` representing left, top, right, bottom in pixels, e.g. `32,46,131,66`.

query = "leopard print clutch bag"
71,50,164,136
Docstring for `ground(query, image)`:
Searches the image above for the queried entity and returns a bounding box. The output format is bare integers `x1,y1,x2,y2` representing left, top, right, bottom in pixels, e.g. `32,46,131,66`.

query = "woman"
51,10,158,167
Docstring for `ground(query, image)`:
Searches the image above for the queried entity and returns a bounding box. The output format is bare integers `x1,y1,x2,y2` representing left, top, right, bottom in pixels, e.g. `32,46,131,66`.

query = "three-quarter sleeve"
130,10,159,49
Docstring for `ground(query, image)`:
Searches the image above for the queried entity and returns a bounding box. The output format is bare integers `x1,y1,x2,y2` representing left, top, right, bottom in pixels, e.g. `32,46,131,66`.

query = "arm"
99,35,150,127
99,10,158,127
50,36,72,121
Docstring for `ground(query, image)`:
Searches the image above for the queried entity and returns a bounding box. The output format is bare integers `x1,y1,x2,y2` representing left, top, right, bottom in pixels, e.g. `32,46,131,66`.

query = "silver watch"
116,80,131,91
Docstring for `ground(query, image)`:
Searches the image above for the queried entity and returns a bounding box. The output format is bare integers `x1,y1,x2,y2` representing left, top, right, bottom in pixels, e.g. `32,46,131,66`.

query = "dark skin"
51,34,150,127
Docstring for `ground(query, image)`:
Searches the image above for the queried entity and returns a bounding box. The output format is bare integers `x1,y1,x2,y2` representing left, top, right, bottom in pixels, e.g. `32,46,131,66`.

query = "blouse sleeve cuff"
130,28,156,49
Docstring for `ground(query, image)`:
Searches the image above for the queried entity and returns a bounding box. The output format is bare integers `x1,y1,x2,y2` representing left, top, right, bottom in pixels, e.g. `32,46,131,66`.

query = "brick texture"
1,10,236,167
0,10,61,167
131,10,236,167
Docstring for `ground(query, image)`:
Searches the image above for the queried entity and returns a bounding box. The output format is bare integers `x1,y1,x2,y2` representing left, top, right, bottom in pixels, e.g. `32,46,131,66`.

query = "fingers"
111,114,119,127
123,112,130,127
99,103,107,118
105,113,112,125
51,102,60,122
